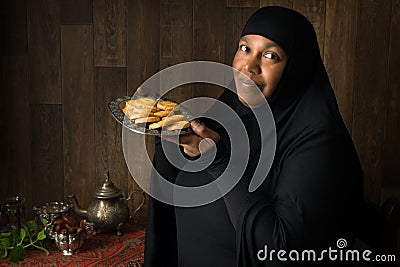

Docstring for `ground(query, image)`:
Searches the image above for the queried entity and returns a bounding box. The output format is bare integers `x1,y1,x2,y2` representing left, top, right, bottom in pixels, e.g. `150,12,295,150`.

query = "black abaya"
144,6,363,267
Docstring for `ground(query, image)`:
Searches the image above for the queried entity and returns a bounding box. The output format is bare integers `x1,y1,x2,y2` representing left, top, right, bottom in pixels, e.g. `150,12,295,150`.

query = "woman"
144,6,363,267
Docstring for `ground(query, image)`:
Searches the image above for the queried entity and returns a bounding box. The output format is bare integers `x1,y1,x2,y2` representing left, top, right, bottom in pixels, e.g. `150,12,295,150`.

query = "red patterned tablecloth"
0,221,145,267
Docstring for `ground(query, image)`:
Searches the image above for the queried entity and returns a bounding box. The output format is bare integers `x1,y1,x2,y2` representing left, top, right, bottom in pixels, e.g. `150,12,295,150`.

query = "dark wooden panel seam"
324,0,358,133
382,0,400,187
61,25,95,209
93,0,127,67
352,0,392,203
27,0,61,104
30,104,64,203
127,0,160,95
94,66,130,213
193,0,225,99
159,0,193,102
0,56,32,215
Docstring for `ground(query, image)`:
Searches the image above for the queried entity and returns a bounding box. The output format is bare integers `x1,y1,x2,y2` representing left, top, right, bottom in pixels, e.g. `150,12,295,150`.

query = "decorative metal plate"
108,96,194,136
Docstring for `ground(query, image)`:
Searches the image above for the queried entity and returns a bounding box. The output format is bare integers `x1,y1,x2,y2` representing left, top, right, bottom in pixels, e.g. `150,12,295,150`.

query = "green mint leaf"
9,245,25,262
36,229,46,241
41,218,48,226
0,232,11,237
0,247,7,258
11,229,20,246
24,220,40,232
19,228,26,243
0,235,12,247
1,219,51,261
24,227,33,241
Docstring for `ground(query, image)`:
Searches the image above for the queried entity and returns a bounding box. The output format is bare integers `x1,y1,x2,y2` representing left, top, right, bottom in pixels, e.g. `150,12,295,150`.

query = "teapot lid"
93,171,122,199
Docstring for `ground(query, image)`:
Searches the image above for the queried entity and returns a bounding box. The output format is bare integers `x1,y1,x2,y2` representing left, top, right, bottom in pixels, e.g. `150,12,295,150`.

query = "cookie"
134,97,157,106
129,112,155,120
163,120,191,131
162,115,186,125
134,116,160,125
148,120,164,130
154,110,172,118
157,101,179,111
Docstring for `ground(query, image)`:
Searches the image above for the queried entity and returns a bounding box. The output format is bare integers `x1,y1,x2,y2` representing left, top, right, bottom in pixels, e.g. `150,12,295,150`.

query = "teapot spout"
67,194,88,217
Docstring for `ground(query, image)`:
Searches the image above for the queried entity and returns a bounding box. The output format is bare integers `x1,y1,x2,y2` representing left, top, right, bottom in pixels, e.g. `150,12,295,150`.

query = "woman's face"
232,34,288,107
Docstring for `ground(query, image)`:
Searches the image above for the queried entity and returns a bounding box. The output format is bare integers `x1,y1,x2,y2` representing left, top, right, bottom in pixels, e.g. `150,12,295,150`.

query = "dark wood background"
1,0,399,220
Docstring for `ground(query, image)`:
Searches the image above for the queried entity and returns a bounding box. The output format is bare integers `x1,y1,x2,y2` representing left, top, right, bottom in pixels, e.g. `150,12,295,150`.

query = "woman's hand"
165,120,220,158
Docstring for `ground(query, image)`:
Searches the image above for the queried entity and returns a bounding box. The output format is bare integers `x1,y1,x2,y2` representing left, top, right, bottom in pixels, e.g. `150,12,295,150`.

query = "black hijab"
239,6,342,130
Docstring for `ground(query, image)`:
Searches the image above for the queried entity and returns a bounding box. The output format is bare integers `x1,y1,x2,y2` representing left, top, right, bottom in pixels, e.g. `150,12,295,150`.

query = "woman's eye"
240,45,248,52
264,52,279,60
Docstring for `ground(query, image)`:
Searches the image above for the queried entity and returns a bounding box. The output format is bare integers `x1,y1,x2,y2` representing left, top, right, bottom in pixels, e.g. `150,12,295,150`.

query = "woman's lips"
238,78,263,90
241,80,255,87
239,77,255,86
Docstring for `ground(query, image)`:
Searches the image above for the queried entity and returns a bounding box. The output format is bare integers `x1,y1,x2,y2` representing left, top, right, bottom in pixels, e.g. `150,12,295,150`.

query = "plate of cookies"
108,96,195,136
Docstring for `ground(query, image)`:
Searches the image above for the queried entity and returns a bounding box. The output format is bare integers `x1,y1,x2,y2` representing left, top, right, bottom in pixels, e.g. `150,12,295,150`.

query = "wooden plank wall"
1,0,399,219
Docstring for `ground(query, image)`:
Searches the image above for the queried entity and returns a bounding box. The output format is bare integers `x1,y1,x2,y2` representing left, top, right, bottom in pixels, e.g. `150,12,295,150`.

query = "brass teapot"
67,171,145,236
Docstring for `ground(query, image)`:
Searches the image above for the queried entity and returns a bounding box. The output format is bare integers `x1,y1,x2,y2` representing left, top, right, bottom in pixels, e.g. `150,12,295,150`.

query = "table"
0,220,145,267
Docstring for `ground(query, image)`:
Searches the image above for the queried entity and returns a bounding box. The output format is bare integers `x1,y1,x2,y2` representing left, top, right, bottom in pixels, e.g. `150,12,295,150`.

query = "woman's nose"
243,55,261,75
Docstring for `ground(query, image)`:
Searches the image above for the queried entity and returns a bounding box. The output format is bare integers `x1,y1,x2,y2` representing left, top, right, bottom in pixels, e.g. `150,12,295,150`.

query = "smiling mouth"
238,78,263,89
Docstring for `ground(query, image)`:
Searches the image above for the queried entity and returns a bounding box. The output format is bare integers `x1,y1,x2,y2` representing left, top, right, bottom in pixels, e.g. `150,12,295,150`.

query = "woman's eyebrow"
239,36,281,51
239,36,249,43
263,42,282,51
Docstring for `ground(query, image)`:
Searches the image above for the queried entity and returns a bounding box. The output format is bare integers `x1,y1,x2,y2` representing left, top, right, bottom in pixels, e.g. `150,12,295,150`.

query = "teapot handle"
126,189,146,220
